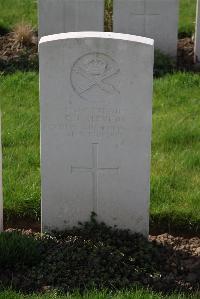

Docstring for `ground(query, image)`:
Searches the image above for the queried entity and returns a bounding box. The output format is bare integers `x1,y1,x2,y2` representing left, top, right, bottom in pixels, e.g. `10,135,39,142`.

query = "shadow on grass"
0,216,199,296
178,32,193,39
154,50,176,78
150,212,200,237
0,54,38,74
0,25,9,36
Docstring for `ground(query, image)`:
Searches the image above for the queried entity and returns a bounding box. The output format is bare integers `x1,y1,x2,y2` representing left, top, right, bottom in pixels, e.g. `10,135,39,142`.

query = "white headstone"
113,0,179,57
195,0,200,63
0,113,3,231
38,0,104,39
40,32,154,236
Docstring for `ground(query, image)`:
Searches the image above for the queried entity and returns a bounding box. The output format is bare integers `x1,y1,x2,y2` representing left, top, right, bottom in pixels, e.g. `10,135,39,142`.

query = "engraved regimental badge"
70,53,120,101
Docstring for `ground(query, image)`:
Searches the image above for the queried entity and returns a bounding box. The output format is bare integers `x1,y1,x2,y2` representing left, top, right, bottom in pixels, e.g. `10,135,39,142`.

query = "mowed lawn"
0,0,197,35
0,290,199,299
0,73,40,220
151,73,200,231
0,71,200,231
179,0,197,35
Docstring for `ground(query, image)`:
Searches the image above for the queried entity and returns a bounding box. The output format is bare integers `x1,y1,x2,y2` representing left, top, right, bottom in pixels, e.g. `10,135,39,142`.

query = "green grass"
0,290,199,299
0,71,200,231
0,0,37,31
179,0,197,36
151,72,200,232
0,0,197,35
0,72,40,220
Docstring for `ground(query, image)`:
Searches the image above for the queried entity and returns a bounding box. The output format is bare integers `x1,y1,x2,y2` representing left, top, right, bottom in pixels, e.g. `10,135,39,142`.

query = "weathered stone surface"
38,0,104,39
113,0,179,56
40,32,154,235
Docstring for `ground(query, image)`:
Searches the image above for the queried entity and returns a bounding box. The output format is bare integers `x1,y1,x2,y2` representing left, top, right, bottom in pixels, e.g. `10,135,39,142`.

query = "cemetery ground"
0,290,199,299
0,0,200,298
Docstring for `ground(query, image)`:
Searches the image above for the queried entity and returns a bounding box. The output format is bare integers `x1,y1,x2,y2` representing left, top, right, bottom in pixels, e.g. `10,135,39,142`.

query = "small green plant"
0,231,42,268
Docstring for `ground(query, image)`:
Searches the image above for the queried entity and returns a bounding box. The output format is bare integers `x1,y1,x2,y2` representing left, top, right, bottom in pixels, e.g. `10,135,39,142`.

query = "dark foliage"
0,215,199,294
0,231,42,269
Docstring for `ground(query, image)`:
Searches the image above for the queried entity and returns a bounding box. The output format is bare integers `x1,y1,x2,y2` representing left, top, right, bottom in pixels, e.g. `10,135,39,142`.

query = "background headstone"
38,0,104,39
195,0,200,63
113,0,179,57
0,113,3,231
40,32,154,236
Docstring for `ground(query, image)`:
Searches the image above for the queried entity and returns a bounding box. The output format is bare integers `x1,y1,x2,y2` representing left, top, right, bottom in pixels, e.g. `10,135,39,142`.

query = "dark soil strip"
3,216,200,238
4,219,41,233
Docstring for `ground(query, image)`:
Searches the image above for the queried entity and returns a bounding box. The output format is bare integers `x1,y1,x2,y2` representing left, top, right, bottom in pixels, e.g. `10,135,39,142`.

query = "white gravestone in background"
113,0,179,57
195,0,200,63
38,0,104,39
0,114,3,231
40,32,154,236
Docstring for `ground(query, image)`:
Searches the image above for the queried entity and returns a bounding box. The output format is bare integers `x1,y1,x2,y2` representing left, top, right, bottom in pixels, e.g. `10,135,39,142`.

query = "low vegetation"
151,72,200,233
0,290,199,299
0,72,40,221
0,231,42,268
0,0,37,33
0,218,199,294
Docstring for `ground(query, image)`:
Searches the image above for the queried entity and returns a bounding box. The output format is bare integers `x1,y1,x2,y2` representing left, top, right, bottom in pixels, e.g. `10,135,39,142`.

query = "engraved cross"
131,0,160,36
71,143,119,213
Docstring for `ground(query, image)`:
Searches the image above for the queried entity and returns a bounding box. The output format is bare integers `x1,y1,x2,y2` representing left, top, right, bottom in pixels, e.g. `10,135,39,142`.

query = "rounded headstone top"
39,31,154,47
